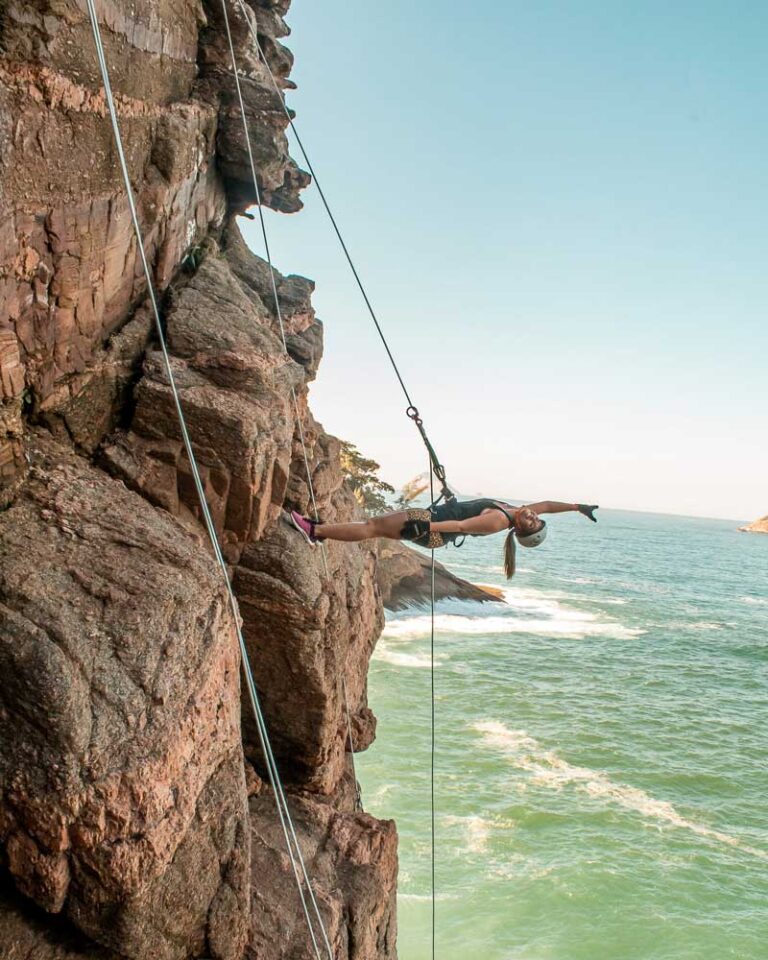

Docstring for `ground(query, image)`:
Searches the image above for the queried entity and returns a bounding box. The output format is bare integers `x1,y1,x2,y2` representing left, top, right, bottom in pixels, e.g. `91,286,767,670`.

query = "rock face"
101,244,302,556
0,0,309,501
101,227,383,794
0,2,396,958
0,872,116,960
739,515,768,534
247,780,397,960
0,0,227,500
377,539,505,611
0,438,249,960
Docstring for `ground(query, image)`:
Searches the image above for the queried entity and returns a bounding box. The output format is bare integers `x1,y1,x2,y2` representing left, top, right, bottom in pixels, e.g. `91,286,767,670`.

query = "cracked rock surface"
0,438,249,959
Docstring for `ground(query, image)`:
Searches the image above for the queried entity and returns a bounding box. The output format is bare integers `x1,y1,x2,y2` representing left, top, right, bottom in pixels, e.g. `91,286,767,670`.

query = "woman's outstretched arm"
526,501,599,520
525,500,579,515
430,511,509,536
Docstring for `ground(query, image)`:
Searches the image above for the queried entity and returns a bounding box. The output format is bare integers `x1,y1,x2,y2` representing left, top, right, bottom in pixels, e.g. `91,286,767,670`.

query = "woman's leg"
315,510,410,542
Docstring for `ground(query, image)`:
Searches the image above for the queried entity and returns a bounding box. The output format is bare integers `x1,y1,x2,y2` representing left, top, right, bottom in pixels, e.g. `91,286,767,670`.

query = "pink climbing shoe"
290,510,318,546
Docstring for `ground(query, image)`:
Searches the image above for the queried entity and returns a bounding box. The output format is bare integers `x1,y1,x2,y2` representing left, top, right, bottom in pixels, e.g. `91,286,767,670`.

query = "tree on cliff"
340,441,396,514
395,474,430,508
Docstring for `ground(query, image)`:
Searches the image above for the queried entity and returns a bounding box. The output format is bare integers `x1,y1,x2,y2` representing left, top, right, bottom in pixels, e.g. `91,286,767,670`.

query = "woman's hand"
577,504,599,522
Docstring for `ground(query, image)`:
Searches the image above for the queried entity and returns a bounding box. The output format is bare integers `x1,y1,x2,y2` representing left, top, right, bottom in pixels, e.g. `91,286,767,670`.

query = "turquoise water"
358,510,768,959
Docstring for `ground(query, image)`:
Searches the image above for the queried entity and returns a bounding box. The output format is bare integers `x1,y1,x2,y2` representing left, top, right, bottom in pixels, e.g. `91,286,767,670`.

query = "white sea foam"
382,609,643,642
472,720,768,862
380,586,644,652
373,646,440,669
443,814,496,854
501,585,634,617
398,891,460,903
371,783,396,802
741,596,768,606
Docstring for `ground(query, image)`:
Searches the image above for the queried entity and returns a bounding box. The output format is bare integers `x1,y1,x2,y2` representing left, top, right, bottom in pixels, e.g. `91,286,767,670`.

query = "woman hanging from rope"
289,500,599,578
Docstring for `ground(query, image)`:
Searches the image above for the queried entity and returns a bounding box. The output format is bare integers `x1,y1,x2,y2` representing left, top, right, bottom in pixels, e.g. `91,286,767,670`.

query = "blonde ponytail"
503,529,516,579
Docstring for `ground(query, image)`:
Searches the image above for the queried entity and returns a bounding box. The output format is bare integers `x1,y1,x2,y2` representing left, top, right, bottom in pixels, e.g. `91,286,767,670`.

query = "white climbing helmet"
517,520,547,548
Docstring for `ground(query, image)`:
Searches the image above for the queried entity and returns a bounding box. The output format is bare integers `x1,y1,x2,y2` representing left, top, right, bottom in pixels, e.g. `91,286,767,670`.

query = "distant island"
739,515,768,534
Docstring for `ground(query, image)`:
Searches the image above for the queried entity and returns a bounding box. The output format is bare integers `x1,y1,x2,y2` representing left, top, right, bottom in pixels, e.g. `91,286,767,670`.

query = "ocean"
358,509,768,959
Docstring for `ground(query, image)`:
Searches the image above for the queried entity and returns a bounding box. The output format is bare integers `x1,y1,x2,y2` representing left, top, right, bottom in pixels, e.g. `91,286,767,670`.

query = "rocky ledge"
738,515,768,534
377,540,505,611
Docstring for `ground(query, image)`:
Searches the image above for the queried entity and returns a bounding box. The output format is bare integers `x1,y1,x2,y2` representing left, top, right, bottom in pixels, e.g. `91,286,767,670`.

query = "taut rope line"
232,4,446,951
84,3,330,957
220,0,363,818
232,0,454,505
428,465,437,960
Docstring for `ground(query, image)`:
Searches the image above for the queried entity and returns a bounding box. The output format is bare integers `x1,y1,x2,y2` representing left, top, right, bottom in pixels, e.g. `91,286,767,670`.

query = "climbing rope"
219,0,364,820
229,6,449,953
232,0,454,507
407,406,454,506
84,5,332,958
428,468,437,960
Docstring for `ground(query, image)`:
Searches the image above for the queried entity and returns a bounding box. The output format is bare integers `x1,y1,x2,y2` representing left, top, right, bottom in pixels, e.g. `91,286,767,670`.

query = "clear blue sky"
241,0,768,521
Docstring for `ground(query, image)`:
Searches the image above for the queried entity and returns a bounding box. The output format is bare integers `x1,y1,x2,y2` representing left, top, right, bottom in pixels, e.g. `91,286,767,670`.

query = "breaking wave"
380,586,644,643
472,720,768,861
442,814,493,854
373,647,442,669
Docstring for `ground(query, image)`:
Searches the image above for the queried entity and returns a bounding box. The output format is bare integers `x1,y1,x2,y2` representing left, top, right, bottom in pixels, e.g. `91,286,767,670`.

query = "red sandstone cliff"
0,2,396,958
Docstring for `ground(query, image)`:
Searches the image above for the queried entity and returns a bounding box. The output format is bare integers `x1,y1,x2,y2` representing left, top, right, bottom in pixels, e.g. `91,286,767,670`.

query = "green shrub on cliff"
340,441,395,514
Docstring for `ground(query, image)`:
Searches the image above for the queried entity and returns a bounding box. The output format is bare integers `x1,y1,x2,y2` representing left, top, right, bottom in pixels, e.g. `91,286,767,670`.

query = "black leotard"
430,498,514,543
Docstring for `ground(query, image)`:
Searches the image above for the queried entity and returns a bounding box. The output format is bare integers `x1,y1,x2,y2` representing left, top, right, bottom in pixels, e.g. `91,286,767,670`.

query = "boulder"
246,780,397,960
102,249,302,558
377,539,506,611
739,514,768,534
235,511,381,794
